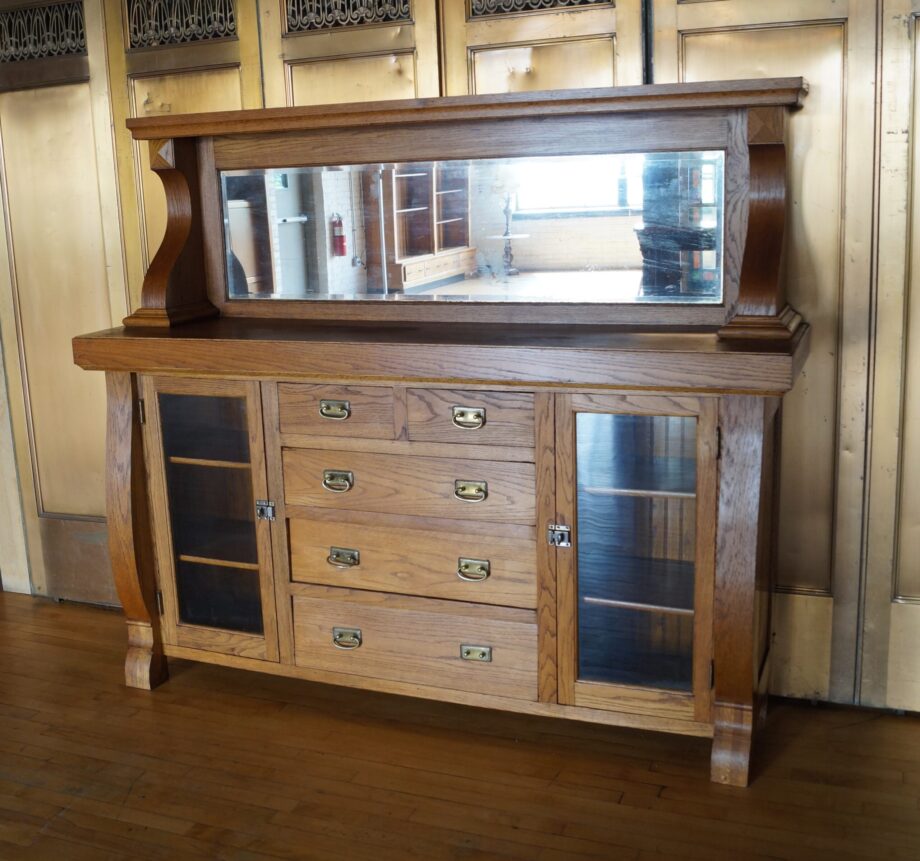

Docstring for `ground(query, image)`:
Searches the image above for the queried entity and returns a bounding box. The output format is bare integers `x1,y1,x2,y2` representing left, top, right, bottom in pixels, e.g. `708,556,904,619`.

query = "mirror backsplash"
220,151,725,304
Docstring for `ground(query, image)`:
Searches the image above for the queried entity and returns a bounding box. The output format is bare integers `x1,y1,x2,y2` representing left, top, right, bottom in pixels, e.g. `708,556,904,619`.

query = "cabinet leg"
124,622,168,690
107,372,168,693
710,703,753,787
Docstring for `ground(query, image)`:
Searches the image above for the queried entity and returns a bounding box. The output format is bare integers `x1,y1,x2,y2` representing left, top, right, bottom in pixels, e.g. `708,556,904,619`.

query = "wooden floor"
1,593,918,861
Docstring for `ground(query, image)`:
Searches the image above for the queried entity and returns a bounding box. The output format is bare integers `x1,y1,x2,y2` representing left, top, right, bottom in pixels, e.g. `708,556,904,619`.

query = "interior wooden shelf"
582,595,694,616
171,516,258,567
578,553,695,612
168,455,252,470
578,455,696,497
396,206,429,214
179,554,260,572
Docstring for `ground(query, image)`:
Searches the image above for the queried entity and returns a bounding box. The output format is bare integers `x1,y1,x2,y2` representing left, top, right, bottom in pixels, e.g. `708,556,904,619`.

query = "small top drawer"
407,389,534,447
278,384,393,439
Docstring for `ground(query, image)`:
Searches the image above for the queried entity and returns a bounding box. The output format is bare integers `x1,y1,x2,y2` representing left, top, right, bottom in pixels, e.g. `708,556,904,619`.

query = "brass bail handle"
322,469,354,493
452,405,486,430
327,547,360,569
457,558,491,582
332,627,362,650
454,479,488,503
319,399,351,421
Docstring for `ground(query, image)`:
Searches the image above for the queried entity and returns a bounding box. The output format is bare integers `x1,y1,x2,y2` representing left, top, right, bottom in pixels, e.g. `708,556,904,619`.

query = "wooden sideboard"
74,80,809,787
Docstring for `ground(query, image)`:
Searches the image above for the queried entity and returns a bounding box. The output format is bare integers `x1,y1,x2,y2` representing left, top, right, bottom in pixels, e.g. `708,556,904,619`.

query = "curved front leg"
106,371,168,689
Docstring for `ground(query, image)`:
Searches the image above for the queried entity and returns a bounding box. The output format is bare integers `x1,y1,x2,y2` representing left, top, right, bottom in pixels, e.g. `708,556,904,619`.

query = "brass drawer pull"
327,547,360,569
333,627,362,649
451,405,486,430
322,469,354,493
461,644,492,662
457,558,490,582
319,399,351,421
454,479,488,503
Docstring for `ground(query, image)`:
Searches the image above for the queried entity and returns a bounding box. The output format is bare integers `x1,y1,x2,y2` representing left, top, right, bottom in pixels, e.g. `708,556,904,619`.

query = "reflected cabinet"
75,81,810,787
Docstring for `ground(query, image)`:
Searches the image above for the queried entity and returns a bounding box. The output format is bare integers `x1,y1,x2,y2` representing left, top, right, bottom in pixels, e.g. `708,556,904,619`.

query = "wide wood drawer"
289,519,537,608
292,586,538,700
406,388,534,447
283,449,536,523
278,384,393,439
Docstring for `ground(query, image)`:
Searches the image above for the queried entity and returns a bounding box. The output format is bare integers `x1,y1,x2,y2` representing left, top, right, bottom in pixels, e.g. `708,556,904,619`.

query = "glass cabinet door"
143,377,279,660
556,395,717,721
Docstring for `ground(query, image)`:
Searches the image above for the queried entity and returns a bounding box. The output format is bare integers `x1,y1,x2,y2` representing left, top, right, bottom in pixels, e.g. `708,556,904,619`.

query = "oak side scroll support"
123,137,218,328
720,124,802,340
106,371,168,689
711,395,773,786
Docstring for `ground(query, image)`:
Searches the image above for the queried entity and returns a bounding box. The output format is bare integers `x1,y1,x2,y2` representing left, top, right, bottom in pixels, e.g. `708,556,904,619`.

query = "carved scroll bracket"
124,137,217,328
720,108,803,341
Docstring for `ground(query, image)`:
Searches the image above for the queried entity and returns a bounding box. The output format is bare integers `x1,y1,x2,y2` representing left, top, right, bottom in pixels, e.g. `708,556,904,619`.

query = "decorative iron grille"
470,0,608,17
286,0,411,33
127,0,236,49
0,1,86,63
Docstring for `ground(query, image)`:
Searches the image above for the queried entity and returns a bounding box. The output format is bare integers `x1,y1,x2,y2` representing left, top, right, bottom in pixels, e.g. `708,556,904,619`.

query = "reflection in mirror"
221,151,724,304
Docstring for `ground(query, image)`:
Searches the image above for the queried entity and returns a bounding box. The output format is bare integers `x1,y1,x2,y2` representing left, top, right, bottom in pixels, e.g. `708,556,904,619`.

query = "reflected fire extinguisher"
331,212,347,257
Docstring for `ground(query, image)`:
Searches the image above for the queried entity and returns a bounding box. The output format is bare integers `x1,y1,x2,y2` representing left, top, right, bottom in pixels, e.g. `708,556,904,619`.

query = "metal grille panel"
0,1,86,63
286,0,411,33
470,0,608,17
127,0,236,49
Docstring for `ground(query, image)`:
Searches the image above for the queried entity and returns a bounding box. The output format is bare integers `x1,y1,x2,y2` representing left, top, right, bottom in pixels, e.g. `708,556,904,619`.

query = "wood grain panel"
73,320,809,395
212,114,732,171
406,388,534,447
288,518,537,608
127,79,806,139
278,383,395,439
292,586,538,701
283,448,536,523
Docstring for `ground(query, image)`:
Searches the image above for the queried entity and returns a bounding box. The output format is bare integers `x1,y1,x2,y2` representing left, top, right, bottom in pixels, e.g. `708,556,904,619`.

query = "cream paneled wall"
0,0,127,602
1,0,919,711
653,0,879,705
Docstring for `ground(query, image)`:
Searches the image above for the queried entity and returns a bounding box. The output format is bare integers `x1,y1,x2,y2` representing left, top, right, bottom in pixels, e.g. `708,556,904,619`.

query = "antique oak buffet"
73,80,809,787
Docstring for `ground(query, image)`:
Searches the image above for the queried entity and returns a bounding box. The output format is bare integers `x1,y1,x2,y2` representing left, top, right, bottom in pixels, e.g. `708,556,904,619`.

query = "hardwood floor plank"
1,593,919,861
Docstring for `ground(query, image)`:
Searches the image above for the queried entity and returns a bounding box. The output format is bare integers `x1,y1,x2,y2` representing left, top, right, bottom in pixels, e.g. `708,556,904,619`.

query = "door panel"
261,0,439,108
289,53,418,106
652,0,877,704
862,1,920,712
471,37,615,94
442,1,641,94
0,84,112,518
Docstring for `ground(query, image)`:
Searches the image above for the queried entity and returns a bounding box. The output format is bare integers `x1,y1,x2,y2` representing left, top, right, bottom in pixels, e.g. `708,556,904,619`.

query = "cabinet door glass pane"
165,462,258,565
158,392,263,634
175,560,263,635
160,394,250,463
576,413,696,691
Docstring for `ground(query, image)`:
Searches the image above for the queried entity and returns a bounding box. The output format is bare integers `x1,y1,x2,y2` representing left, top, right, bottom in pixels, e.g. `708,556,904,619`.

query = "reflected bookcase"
74,80,809,786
